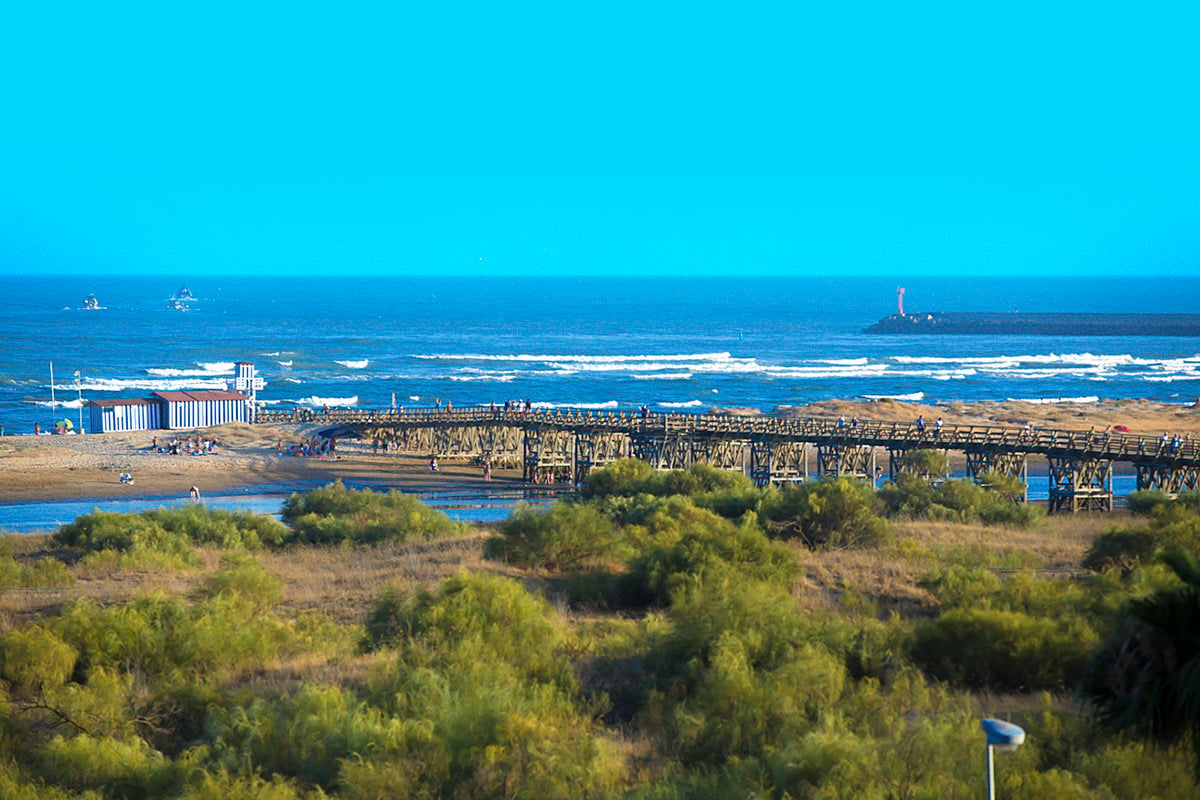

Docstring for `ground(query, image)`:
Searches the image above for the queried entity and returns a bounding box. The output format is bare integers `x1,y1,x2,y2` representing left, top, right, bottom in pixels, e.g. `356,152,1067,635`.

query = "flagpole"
49,361,56,408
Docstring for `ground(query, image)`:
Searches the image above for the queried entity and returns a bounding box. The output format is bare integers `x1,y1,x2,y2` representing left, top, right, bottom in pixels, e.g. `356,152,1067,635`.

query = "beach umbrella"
58,419,73,429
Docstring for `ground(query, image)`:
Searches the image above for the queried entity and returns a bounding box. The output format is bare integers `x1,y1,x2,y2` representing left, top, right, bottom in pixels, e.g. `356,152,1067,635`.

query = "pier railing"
255,405,1200,465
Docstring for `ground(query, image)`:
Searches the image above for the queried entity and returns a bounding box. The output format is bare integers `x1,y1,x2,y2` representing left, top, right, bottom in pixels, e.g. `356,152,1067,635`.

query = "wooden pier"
256,407,1200,512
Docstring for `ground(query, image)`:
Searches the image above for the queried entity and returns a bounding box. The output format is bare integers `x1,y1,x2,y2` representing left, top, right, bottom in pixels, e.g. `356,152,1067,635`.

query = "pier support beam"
965,450,1028,502
749,440,808,487
816,444,875,481
522,427,573,484
573,432,630,484
1135,463,1200,495
1048,456,1112,513
630,434,695,471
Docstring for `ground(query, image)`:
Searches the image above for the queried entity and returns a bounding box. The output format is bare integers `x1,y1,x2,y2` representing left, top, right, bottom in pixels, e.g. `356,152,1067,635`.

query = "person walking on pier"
916,415,926,435
934,417,943,438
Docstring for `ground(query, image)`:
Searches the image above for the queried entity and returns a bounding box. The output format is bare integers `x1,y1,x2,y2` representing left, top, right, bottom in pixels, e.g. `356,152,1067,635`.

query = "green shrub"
1127,489,1174,515
899,448,949,479
206,684,407,790
50,593,294,683
623,511,799,606
880,475,1043,527
0,626,77,691
55,506,288,555
365,572,570,687
192,553,283,612
34,734,177,800
761,478,891,550
1082,526,1157,573
175,771,311,800
911,608,1098,691
281,481,463,545
0,553,74,590
580,458,655,498
581,460,754,506
485,501,621,570
54,512,192,556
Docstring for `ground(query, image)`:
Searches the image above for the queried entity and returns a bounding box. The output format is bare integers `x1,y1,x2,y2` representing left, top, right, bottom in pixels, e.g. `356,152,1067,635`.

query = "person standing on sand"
189,485,200,502
34,422,40,435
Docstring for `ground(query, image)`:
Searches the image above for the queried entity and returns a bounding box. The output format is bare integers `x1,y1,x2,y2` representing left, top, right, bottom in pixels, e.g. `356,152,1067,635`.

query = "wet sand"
0,400,1196,505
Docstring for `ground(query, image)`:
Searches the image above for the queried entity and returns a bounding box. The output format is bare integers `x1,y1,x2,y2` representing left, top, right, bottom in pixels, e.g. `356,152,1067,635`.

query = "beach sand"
0,400,1196,505
0,422,522,505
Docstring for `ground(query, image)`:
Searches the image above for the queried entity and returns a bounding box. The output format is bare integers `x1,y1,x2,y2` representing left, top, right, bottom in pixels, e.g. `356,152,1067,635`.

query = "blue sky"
2,2,1197,277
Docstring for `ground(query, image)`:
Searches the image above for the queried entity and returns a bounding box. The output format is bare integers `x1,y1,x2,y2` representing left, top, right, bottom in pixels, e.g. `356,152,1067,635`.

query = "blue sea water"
1,274,1199,436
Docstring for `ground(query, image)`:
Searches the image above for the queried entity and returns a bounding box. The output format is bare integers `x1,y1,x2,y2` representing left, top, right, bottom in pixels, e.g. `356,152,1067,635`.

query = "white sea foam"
277,360,293,367
335,360,369,369
659,400,704,408
1006,396,1101,404
409,395,420,401
449,374,516,382
415,352,734,363
633,373,694,380
862,392,926,402
147,362,236,377
297,395,358,406
284,378,303,384
28,399,87,409
64,378,230,392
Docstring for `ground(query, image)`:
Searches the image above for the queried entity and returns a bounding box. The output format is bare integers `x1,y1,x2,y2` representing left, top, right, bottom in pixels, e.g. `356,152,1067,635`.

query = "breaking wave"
296,395,359,406
335,360,369,369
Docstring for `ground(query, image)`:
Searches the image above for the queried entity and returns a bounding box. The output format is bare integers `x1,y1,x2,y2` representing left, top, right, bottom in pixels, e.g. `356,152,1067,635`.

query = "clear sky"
2,2,1197,278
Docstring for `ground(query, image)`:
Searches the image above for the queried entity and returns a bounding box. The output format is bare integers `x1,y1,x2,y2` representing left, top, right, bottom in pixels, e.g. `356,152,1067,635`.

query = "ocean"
2,274,1199,435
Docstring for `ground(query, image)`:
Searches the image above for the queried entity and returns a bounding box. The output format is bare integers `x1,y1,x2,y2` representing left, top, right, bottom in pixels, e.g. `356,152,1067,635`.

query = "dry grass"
795,513,1117,616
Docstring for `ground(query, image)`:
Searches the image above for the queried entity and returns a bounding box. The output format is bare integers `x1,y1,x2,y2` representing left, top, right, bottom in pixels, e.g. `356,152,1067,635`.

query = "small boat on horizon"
174,286,196,301
167,299,189,311
81,294,104,310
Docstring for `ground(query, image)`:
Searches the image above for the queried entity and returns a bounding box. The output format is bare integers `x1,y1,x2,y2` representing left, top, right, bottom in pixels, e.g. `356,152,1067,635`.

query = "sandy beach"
0,399,1196,506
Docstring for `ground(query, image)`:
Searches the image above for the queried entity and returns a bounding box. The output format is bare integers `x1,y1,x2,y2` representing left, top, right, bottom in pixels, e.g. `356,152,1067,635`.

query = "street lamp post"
981,718,1025,800
74,371,83,433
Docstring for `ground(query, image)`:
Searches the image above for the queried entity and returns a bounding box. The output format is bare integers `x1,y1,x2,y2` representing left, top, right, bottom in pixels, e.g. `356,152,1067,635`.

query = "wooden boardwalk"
257,406,1200,511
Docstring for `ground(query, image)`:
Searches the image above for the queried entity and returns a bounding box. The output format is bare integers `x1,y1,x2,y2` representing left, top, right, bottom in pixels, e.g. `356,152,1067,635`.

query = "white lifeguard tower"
233,361,266,421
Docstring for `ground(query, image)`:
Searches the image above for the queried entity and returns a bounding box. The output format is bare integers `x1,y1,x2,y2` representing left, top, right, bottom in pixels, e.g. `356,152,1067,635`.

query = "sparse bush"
761,477,891,550
54,505,288,555
193,553,282,612
34,734,177,800
485,501,622,570
622,510,799,606
365,572,569,686
282,481,463,545
1126,489,1173,515
1082,526,1157,573
912,608,1098,691
0,626,77,691
880,475,1043,527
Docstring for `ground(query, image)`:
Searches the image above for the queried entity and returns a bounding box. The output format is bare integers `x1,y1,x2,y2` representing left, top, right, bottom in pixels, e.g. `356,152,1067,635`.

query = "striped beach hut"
87,398,164,433
152,390,250,429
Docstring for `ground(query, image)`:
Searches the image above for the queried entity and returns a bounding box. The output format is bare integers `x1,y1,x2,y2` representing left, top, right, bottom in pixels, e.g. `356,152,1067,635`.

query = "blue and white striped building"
152,391,250,429
87,398,164,433
86,390,250,433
